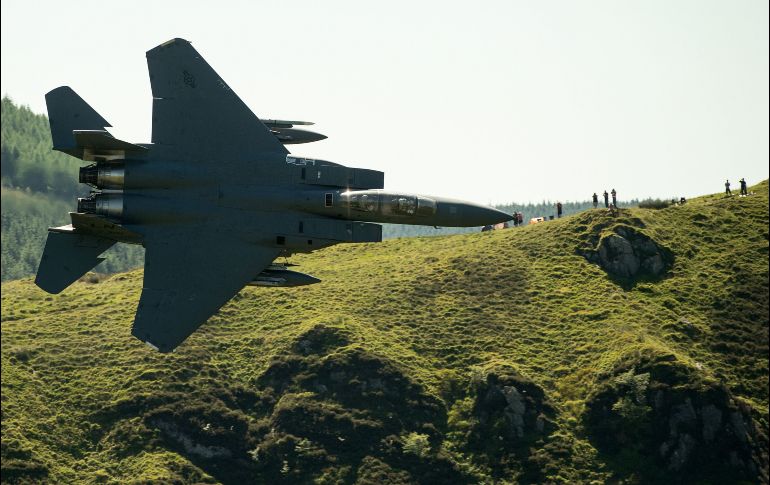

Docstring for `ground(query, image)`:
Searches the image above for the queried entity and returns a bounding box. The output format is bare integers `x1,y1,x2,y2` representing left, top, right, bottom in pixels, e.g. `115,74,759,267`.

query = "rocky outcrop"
472,373,554,442
585,350,769,484
250,327,471,484
152,419,233,459
582,224,673,282
454,364,557,481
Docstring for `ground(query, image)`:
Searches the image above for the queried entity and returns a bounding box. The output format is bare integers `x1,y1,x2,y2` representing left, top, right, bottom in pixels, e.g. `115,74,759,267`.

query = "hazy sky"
2,0,767,205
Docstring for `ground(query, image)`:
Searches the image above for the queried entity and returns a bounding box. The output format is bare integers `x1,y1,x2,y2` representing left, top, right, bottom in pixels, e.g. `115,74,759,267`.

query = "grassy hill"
2,182,768,484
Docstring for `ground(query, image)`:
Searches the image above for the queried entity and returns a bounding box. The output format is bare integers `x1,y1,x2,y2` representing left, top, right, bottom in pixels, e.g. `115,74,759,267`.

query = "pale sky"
2,0,767,205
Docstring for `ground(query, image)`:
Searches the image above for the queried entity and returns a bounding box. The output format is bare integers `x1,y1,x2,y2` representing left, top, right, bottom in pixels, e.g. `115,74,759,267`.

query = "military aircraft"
35,38,511,353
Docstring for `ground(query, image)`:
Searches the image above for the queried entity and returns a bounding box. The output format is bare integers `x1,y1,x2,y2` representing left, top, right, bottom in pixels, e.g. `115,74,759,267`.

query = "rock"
469,367,555,446
153,419,233,459
729,411,749,444
668,398,697,438
330,370,347,383
598,234,640,278
668,433,696,471
459,365,557,481
701,405,722,443
583,224,673,282
501,385,526,438
584,350,769,484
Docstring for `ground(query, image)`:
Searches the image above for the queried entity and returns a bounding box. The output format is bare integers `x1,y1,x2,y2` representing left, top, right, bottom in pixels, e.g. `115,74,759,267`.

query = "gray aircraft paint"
35,38,511,353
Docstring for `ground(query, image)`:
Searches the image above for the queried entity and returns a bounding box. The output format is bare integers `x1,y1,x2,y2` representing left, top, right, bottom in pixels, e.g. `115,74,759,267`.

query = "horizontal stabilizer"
70,212,143,244
45,86,111,154
35,229,116,294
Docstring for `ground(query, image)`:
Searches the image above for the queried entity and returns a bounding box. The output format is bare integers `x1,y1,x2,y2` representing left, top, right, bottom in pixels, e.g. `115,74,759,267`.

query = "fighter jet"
35,38,511,353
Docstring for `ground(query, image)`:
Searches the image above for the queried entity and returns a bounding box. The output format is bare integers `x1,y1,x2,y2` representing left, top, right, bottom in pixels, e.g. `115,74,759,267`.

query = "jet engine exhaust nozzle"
79,162,125,189
77,193,123,219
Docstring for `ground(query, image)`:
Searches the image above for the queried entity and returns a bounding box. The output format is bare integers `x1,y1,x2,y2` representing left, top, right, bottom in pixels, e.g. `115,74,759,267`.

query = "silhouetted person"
603,190,609,208
556,202,563,218
517,212,523,226
592,193,598,208
680,197,686,205
611,188,617,206
725,179,732,196
740,178,747,196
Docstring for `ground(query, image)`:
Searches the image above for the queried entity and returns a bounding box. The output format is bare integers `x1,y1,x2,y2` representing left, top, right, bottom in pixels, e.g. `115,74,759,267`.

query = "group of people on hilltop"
725,178,749,197
486,178,751,233
592,189,618,209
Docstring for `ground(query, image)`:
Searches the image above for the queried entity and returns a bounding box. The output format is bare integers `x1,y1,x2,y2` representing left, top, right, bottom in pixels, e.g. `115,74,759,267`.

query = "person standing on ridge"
611,189,617,207
740,178,747,196
556,202,563,218
592,193,598,208
518,212,524,226
725,179,732,196
603,190,609,208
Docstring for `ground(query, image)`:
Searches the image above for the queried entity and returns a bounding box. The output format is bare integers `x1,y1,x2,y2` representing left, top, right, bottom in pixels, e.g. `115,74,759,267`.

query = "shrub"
638,198,672,210
402,432,431,459
611,368,651,424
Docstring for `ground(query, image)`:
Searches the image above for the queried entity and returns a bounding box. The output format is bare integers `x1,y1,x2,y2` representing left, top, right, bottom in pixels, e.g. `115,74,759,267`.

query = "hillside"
2,181,768,484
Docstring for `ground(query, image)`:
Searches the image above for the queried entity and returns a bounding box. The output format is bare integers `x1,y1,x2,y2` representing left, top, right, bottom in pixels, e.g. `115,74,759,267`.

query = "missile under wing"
36,38,511,353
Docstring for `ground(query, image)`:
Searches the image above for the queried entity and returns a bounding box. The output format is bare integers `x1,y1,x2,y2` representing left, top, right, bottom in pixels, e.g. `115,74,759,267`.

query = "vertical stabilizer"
45,86,111,152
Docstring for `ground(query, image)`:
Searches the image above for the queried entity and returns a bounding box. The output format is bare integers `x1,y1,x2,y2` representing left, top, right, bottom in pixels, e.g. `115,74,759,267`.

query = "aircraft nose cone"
464,204,512,226
433,199,513,227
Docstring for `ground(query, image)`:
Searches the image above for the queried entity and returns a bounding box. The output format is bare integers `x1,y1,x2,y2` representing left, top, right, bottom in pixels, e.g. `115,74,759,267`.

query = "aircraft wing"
131,229,280,352
146,38,288,162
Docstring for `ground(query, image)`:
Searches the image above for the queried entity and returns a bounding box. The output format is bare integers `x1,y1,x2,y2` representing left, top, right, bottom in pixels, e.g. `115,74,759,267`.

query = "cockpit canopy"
341,190,437,217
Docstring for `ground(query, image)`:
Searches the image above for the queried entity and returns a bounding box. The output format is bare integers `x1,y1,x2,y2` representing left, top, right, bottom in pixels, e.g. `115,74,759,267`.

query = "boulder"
583,224,673,282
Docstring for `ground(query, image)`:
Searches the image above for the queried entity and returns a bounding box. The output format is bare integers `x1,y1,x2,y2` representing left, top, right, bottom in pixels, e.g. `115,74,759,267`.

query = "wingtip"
147,38,193,56
44,86,72,98
162,37,191,46
34,275,64,295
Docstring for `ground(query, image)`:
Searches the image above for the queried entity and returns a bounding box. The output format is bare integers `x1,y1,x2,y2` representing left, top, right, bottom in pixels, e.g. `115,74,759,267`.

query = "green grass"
2,181,768,484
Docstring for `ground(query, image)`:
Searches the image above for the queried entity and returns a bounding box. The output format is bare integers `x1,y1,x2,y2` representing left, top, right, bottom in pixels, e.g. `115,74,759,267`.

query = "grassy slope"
1,181,768,483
